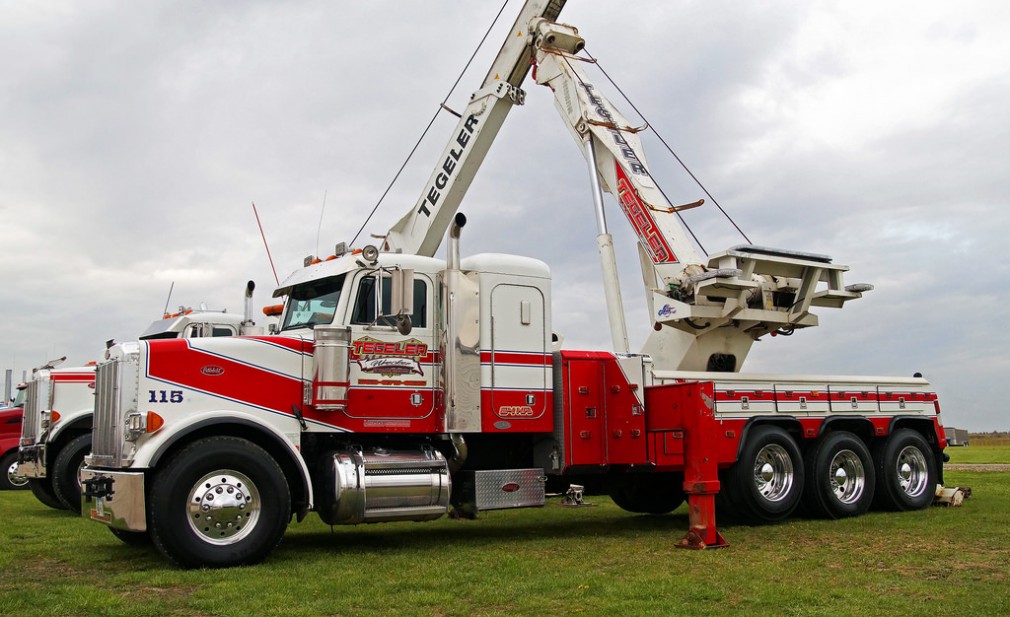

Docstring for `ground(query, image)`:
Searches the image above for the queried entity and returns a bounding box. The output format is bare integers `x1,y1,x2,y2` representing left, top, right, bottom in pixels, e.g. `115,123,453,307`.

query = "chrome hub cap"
753,444,794,502
187,470,260,545
895,446,928,498
7,460,28,488
829,449,865,504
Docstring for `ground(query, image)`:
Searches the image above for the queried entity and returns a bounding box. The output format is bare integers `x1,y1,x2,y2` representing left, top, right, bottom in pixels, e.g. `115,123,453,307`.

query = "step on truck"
80,0,948,568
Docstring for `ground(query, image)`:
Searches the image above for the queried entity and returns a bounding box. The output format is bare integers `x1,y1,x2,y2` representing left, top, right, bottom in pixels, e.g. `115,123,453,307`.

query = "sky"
2,0,1008,431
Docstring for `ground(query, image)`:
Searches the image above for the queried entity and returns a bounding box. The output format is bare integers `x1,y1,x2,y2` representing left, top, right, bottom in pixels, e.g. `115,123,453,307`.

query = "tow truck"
81,1,946,568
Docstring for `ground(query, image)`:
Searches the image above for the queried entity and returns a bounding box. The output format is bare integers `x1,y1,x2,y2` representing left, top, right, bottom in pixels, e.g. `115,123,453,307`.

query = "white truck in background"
19,283,265,511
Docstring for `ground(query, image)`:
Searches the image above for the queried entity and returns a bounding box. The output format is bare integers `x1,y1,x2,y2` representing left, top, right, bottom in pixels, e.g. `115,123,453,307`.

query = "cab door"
342,272,438,431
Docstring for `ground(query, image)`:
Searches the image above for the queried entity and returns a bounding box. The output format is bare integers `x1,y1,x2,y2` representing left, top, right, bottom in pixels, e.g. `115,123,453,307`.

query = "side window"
212,326,237,337
350,276,427,328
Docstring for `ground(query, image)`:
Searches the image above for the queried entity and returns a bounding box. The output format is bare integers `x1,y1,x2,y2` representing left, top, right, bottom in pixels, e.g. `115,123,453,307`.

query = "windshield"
281,274,346,331
11,387,26,408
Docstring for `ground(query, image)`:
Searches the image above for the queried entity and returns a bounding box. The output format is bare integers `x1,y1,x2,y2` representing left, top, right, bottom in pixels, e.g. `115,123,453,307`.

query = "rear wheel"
802,431,875,518
52,434,91,512
1,451,29,490
29,477,65,510
609,474,685,514
873,429,936,511
725,425,804,522
149,436,291,569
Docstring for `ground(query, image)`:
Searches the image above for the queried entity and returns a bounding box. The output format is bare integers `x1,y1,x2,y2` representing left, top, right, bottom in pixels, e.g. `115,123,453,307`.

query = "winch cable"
583,48,753,248
350,0,513,247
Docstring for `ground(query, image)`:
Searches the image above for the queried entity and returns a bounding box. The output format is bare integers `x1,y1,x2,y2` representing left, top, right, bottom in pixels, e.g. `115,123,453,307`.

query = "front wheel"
873,429,936,511
802,431,875,519
725,425,804,523
149,436,291,569
1,451,29,490
52,433,91,512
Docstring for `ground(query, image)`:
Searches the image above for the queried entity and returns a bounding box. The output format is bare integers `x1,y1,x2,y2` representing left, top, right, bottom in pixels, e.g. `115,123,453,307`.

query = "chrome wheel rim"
895,446,929,498
187,470,261,545
7,460,28,488
753,444,794,502
829,449,865,505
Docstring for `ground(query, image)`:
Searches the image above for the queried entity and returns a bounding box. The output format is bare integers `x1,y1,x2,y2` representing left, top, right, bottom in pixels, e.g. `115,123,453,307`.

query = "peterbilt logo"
501,482,520,493
201,365,225,376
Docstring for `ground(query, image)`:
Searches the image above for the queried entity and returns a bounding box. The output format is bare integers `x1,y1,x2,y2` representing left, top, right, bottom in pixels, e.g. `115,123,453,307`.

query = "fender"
814,415,874,441
886,415,942,442
44,410,93,445
0,438,19,457
133,409,314,509
734,416,802,460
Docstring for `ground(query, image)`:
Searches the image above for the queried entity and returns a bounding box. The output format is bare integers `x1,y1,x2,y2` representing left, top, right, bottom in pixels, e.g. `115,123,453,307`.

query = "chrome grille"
21,379,42,443
90,358,136,467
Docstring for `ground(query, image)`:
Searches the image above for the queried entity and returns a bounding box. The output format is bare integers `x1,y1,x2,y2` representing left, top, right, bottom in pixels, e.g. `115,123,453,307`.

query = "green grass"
1,464,1007,617
945,444,1010,464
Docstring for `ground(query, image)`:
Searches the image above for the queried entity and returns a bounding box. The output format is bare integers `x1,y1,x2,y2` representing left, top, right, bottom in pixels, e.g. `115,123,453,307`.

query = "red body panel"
479,349,554,433
1,407,24,455
558,351,649,467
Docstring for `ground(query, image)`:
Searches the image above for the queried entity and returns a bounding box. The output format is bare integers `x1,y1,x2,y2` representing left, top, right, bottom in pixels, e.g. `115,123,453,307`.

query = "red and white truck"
18,300,256,511
80,0,948,568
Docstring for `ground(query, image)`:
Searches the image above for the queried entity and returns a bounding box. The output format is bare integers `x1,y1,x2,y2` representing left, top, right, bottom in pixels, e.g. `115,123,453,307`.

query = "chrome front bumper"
16,444,46,479
80,467,147,532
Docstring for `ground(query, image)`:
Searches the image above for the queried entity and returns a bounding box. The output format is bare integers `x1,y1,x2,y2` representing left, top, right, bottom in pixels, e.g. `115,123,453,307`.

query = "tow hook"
82,476,115,501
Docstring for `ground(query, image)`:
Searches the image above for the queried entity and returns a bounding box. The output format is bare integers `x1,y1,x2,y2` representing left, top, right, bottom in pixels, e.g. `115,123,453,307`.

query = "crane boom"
380,2,871,372
530,19,871,371
383,0,567,257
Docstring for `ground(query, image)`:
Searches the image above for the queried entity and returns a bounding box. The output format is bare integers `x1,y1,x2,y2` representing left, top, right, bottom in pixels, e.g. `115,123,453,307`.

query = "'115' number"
148,390,183,403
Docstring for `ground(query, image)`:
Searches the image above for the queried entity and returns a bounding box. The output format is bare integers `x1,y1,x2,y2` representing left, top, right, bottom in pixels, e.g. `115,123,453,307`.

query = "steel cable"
350,1,512,247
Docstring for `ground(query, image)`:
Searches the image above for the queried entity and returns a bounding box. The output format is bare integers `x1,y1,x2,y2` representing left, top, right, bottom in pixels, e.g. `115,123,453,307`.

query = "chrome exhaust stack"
442,212,481,432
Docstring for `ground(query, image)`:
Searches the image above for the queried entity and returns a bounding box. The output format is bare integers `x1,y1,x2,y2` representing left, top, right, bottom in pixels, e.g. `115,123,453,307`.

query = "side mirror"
382,268,414,334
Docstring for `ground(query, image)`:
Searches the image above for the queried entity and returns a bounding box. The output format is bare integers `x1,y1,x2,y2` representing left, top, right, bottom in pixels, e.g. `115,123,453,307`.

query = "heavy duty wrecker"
80,1,948,568
18,285,262,512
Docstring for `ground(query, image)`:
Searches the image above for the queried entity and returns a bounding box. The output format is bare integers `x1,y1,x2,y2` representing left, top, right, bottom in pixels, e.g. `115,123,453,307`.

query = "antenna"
252,202,280,287
315,189,328,257
162,281,175,318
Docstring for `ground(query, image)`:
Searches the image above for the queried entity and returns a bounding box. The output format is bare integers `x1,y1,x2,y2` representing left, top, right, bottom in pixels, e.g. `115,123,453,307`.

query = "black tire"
52,433,91,513
109,527,152,547
609,474,685,514
149,436,291,569
802,431,875,519
29,477,66,510
872,429,936,511
725,425,804,523
1,451,29,490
